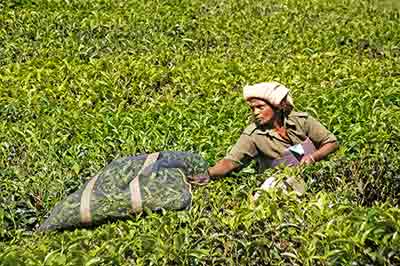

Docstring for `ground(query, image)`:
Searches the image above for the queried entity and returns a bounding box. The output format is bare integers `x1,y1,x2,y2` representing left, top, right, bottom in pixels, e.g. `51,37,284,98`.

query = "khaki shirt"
225,112,337,172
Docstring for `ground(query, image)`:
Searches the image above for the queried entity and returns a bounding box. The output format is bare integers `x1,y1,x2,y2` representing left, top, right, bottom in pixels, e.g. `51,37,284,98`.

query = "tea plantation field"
1,0,400,265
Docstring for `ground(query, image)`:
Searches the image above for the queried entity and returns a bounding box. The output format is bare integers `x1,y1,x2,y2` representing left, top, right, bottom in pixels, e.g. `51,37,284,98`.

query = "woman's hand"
187,175,209,186
207,159,240,179
300,141,339,165
300,154,316,165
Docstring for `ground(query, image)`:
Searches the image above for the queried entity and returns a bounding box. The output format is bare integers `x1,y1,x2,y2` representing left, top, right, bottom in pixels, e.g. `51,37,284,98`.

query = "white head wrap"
243,82,294,107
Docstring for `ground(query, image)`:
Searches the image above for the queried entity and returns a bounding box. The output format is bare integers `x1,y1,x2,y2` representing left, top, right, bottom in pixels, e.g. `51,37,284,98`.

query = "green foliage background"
0,0,399,265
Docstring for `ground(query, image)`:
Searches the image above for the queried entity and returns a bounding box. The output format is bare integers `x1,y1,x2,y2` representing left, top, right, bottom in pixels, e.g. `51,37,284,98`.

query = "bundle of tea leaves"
39,151,208,231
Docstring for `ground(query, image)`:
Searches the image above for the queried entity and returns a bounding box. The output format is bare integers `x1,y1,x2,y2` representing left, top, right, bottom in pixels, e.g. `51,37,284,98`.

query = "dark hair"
278,95,294,117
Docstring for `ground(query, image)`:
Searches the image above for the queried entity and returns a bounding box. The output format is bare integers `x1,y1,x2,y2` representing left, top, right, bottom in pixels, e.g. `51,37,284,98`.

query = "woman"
196,82,338,192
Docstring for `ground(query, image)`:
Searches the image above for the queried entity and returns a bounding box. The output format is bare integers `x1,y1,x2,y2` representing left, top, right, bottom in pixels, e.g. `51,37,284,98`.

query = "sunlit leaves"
1,0,399,265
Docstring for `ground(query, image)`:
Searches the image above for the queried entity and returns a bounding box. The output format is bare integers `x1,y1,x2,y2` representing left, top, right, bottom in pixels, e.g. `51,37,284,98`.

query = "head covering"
243,82,294,107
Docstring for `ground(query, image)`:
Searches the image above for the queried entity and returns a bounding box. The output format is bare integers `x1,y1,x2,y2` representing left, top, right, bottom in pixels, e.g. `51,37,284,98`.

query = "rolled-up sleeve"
224,133,258,166
305,115,337,147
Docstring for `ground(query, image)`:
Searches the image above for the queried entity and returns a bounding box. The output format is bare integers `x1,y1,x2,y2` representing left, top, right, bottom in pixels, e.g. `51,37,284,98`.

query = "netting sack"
39,151,208,231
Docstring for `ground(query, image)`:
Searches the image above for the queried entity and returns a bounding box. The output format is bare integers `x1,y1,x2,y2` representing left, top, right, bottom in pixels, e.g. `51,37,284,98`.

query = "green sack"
39,151,208,231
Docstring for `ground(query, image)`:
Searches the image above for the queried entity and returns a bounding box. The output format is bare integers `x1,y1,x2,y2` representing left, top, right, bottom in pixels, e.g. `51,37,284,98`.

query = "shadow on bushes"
303,155,400,206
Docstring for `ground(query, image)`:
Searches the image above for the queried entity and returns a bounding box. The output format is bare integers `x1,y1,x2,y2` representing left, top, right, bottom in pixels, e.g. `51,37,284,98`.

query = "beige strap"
129,152,159,213
80,176,98,224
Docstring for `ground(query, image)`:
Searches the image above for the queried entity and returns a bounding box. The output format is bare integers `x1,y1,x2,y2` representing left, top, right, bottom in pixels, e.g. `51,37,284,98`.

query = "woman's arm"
301,141,339,165
187,159,239,185
208,159,240,179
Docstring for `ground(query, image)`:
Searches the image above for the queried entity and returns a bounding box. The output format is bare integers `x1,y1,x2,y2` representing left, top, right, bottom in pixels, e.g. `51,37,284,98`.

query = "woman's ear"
278,95,294,115
278,95,288,108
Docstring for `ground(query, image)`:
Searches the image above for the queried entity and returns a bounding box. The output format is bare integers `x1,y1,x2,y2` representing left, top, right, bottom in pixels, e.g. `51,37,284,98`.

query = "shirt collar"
285,118,296,128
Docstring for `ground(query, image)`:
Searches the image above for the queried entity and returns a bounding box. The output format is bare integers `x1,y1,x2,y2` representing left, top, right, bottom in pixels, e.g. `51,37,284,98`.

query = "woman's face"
247,98,276,126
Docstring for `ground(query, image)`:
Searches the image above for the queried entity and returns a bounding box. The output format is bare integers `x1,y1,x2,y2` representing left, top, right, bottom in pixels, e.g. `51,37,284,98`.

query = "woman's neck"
272,113,290,141
272,112,285,129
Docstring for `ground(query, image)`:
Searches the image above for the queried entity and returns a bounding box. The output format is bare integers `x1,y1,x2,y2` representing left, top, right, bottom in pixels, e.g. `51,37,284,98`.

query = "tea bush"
0,0,399,265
